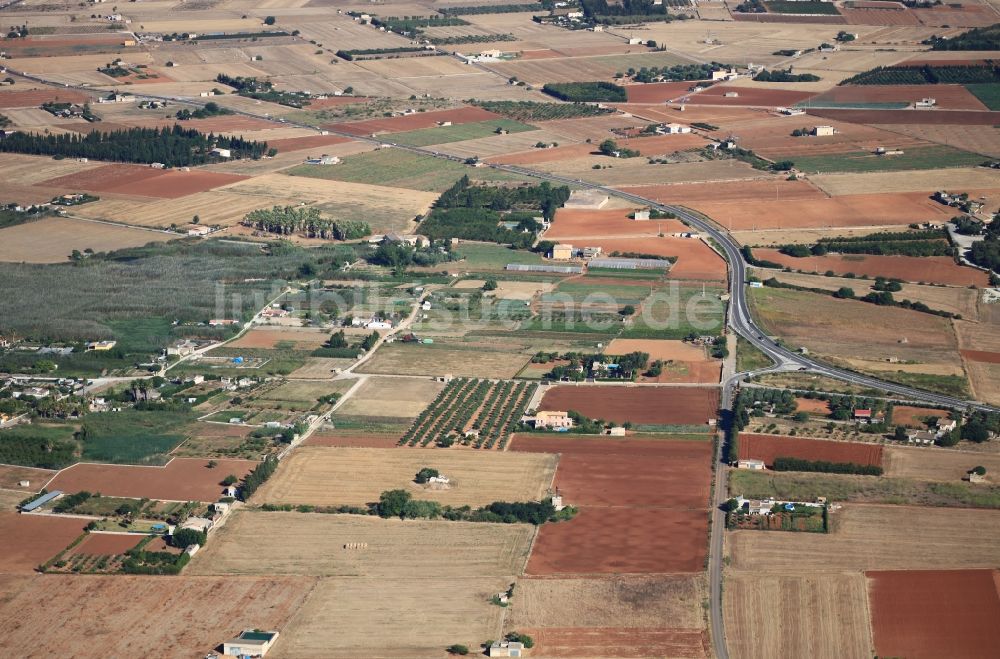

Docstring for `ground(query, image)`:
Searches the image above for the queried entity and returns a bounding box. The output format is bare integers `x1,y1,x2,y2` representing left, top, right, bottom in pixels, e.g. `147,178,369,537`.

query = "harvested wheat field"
0,464,55,490
47,458,258,502
334,376,444,418
357,342,532,379
303,432,400,448
730,504,1000,572
0,574,313,656
539,385,719,426
272,576,510,659
696,192,954,230
288,357,356,379
67,533,143,557
254,446,558,508
867,569,1000,659
508,576,711,657
264,133,353,153
0,217,173,263
487,143,602,166
453,279,555,300
753,249,990,287
187,511,534,577
619,178,826,205
724,572,873,659
544,208,686,240
739,434,883,468
0,513,86,572
884,446,1000,482
229,328,330,350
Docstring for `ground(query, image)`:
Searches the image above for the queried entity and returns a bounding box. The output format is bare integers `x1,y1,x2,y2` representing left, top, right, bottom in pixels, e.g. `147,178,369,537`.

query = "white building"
738,458,765,470
660,123,692,134
812,125,835,136
210,147,231,159
223,630,280,658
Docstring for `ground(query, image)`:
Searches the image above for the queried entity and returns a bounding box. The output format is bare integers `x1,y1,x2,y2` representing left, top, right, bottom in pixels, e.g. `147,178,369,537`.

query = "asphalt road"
8,71,1000,659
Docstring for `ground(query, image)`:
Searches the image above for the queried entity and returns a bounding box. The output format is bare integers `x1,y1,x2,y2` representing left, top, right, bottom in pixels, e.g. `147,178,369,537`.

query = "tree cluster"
242,205,370,241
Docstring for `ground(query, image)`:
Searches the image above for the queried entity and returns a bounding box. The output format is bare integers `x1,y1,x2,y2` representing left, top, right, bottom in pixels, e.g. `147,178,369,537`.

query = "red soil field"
538,385,719,425
521,627,710,658
626,81,703,104
527,506,707,574
328,107,501,136
518,49,560,60
0,513,86,572
39,165,248,199
893,404,948,427
545,208,686,239
574,236,727,281
806,108,1000,125
145,536,183,554
794,397,831,414
619,179,827,205
840,6,921,26
555,44,652,57
912,4,997,28
512,436,713,508
0,89,90,108
512,435,711,574
68,533,144,556
695,192,954,230
306,96,371,108
303,432,400,448
733,12,846,23
0,464,55,490
264,133,353,153
812,84,989,111
738,433,883,467
138,116,274,132
754,249,990,287
47,458,258,501
868,569,1000,659
688,86,818,107
961,349,1000,364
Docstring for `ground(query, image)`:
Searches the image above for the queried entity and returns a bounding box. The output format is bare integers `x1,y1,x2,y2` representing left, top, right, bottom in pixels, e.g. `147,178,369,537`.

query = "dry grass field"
884,446,1000,482
229,328,330,350
729,504,1000,572
760,271,981,320
724,572,873,659
0,217,174,263
272,576,509,658
188,510,534,577
70,191,276,228
356,342,532,378
255,380,356,409
288,357,356,379
334,376,444,418
0,574,314,657
255,446,558,508
810,167,1000,197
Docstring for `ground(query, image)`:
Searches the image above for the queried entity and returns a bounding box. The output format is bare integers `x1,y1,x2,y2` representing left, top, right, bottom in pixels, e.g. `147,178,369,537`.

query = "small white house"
223,630,280,658
914,97,936,109
812,125,835,137
738,458,765,470
211,147,231,159
661,123,692,134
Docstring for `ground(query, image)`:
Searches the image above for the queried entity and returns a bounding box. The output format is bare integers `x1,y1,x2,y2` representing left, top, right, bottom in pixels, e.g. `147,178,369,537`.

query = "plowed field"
47,458,258,501
812,84,989,111
753,249,990,287
806,108,1000,125
329,107,500,136
40,165,248,198
519,627,710,658
0,513,86,572
689,86,818,106
545,208,686,239
738,434,883,467
867,569,1000,659
626,81,705,103
68,533,143,556
538,385,719,425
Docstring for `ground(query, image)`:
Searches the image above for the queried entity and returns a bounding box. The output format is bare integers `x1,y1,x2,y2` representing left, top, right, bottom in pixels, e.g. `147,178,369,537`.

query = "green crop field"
456,243,547,270
79,410,197,465
386,119,537,147
764,0,840,14
779,145,984,174
283,149,529,192
966,83,1000,110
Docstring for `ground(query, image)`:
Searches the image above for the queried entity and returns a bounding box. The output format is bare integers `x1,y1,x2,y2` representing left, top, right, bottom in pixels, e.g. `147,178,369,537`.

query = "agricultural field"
773,145,986,174
187,510,534,577
0,513,86,573
0,218,174,264
738,434,883,468
884,446,1000,482
606,338,720,384
0,464,55,490
538,385,720,427
254,446,558,508
333,376,444,419
47,458,258,501
867,569,1000,659
724,572,874,659
512,435,713,575
399,377,536,449
0,574,314,657
357,341,534,379
729,504,1000,572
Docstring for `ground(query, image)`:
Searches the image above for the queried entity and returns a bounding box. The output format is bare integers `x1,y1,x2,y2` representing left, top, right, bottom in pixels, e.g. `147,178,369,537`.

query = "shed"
19,490,63,512
223,630,280,658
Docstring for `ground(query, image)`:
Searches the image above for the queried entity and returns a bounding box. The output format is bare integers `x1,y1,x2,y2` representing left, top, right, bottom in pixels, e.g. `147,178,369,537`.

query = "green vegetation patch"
471,101,612,122
542,81,627,103
0,424,78,469
928,24,1000,51
965,82,1000,110
78,409,197,465
841,63,1000,86
386,119,537,147
778,145,984,174
764,0,841,13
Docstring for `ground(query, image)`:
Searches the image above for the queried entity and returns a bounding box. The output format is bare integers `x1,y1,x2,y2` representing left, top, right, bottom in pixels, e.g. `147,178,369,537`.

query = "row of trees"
772,457,883,476
376,489,569,524
240,455,278,500
241,206,370,241
0,125,269,166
